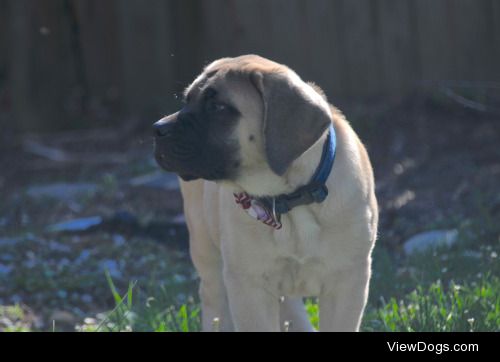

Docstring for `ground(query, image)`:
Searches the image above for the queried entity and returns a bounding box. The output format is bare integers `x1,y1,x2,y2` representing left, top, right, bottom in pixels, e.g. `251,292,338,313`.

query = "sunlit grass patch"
77,270,200,332
363,275,500,332
0,304,36,332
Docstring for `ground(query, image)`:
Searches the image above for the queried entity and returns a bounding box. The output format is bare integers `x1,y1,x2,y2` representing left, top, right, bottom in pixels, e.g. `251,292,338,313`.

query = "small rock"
48,241,72,253
0,238,20,247
462,250,482,259
67,200,83,213
83,317,97,325
74,250,91,264
57,258,71,269
100,259,122,279
50,310,76,325
390,190,415,209
47,216,102,233
23,259,37,269
403,229,459,255
10,294,22,303
0,263,13,276
1,254,14,262
112,234,126,247
173,274,187,284
81,294,93,304
25,234,45,244
27,182,98,201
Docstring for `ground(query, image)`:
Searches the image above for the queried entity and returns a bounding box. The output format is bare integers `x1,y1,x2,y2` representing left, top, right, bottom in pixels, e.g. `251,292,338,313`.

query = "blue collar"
261,124,337,216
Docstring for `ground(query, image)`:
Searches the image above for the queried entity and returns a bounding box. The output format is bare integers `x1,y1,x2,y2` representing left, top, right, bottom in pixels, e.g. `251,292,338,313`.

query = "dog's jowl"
154,55,378,332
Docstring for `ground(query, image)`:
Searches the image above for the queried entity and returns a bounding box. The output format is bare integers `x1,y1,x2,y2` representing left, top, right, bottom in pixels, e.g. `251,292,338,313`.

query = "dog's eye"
208,101,228,113
213,103,227,112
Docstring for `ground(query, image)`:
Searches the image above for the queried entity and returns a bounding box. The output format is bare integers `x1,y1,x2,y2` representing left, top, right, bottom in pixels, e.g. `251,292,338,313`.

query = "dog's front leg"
280,297,315,332
224,271,280,332
197,263,234,332
319,264,371,332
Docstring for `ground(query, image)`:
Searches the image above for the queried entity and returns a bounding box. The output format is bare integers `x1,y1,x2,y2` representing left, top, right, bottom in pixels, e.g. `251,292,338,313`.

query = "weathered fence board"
2,0,499,131
0,0,8,84
72,0,121,108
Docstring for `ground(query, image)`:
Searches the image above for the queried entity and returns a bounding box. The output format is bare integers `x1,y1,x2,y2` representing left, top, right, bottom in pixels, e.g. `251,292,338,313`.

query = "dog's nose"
153,119,175,137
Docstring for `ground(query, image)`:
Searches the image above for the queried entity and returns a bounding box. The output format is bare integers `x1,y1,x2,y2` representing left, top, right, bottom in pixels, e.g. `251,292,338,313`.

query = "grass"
363,276,500,332
2,213,498,332
76,272,200,332
0,305,33,332
72,212,499,332
1,185,498,332
80,273,498,332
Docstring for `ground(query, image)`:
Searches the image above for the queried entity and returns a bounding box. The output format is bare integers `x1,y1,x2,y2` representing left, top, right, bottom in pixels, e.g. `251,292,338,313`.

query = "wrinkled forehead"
185,55,288,98
184,68,262,111
183,71,212,101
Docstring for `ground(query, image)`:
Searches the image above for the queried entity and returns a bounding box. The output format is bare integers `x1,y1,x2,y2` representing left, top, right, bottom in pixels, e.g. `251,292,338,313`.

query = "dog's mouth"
154,151,173,172
155,153,198,179
156,158,230,182
154,131,239,182
154,145,205,181
179,173,199,181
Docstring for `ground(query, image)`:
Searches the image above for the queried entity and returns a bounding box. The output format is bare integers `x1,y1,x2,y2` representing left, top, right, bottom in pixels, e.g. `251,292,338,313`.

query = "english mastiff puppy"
154,55,378,332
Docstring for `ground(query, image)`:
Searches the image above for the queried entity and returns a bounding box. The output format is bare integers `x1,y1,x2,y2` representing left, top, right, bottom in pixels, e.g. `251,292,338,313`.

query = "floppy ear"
251,71,331,176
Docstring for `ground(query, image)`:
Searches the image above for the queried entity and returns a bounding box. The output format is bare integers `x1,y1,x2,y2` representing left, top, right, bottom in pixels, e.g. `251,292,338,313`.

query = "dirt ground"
0,88,499,330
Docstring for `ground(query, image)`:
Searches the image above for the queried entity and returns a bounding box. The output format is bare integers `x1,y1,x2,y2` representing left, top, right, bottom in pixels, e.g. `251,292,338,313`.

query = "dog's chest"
221,191,342,297
261,208,332,296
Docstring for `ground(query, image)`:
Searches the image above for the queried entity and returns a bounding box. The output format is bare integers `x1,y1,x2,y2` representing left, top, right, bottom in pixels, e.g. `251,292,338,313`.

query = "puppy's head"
154,55,331,185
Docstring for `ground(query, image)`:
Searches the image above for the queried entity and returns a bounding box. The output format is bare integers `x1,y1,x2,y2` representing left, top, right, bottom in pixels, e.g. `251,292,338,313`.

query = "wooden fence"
1,0,500,131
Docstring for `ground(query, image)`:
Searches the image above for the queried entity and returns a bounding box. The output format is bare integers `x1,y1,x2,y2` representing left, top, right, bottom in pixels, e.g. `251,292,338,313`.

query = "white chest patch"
264,207,326,296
